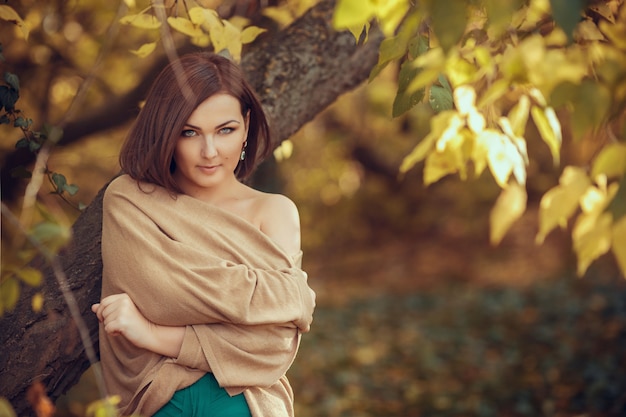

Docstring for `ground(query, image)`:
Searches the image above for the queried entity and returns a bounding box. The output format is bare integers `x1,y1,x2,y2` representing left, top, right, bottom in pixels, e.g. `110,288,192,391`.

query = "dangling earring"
240,141,248,161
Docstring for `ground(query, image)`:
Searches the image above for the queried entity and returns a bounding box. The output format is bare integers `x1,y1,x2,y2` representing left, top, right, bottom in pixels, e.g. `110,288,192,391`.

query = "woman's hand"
92,293,185,358
92,293,153,349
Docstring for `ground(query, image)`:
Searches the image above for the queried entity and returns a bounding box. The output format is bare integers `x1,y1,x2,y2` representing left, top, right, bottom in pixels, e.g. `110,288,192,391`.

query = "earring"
240,141,248,161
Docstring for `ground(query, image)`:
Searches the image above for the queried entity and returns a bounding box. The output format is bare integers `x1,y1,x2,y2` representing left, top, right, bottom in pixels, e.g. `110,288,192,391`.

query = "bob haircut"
119,52,272,193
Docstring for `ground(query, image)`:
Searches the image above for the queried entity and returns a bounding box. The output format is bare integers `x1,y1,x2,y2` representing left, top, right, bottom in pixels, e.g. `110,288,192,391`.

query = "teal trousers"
152,373,251,417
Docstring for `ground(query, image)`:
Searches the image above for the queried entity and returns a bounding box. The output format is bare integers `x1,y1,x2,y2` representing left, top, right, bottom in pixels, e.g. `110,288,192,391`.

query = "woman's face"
173,93,248,197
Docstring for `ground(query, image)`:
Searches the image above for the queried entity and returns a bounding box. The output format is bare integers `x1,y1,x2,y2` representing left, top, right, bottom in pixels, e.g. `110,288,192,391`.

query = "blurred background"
1,1,625,416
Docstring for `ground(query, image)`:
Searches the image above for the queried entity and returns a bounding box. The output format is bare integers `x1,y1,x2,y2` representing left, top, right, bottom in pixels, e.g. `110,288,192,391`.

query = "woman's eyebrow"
216,120,240,128
183,120,240,130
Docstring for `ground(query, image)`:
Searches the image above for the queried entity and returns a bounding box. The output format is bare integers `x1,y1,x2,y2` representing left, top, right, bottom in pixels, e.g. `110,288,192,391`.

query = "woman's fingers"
92,293,134,334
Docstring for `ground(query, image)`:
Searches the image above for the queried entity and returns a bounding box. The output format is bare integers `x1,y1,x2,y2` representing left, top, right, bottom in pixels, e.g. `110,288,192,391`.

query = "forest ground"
56,207,626,417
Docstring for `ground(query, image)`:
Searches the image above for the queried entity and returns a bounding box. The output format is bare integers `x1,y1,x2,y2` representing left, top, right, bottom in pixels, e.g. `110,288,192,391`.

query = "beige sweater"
99,175,315,417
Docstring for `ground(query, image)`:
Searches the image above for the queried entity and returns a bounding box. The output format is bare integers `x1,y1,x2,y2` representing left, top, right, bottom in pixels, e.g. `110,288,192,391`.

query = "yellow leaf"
507,95,530,137
189,7,212,25
86,396,121,417
612,215,626,278
454,85,477,116
467,109,485,134
0,5,29,39
123,0,136,7
0,5,22,24
591,143,626,181
400,111,456,173
573,212,612,276
477,129,525,188
435,114,464,151
263,6,297,28
490,181,528,245
213,20,244,61
477,78,510,109
445,53,478,87
375,0,411,36
16,267,42,287
0,276,20,314
574,19,606,41
536,166,591,243
167,16,204,37
333,0,375,35
130,41,157,58
0,397,16,417
274,140,294,162
241,26,266,44
120,13,161,29
191,34,211,48
531,105,561,165
400,133,437,174
424,148,459,185
32,292,44,313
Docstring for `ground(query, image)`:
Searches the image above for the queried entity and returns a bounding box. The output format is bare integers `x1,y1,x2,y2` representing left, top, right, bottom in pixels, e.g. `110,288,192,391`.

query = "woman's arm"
92,293,185,358
94,194,307,359
102,182,314,330
92,294,300,388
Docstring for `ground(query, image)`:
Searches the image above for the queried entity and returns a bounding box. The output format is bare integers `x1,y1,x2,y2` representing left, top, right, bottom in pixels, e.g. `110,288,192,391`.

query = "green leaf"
51,172,68,192
13,116,30,128
393,60,425,117
43,124,63,143
429,85,453,113
10,165,31,179
428,0,467,52
28,140,41,152
15,137,28,148
4,72,19,91
408,33,429,60
63,183,79,196
484,0,525,37
30,221,72,252
0,84,18,111
550,0,584,42
369,18,424,82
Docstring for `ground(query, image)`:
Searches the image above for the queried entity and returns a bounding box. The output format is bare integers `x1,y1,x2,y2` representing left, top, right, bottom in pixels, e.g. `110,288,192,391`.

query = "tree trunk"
0,0,383,414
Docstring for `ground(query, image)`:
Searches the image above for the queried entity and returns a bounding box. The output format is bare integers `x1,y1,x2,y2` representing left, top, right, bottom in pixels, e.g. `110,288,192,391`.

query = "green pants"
152,373,251,417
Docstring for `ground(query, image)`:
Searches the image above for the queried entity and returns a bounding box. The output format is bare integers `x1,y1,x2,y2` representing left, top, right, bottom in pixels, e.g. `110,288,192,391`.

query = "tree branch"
0,0,383,414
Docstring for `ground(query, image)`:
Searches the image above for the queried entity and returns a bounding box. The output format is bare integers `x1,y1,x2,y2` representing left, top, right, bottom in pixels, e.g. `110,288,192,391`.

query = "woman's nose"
201,135,218,158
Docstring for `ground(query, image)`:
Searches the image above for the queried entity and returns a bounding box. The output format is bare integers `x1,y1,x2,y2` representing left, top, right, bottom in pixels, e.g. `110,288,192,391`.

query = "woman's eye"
181,129,197,137
219,127,234,135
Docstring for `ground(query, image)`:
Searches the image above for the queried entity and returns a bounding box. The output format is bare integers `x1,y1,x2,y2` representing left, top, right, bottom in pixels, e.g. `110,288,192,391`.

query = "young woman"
91,52,315,417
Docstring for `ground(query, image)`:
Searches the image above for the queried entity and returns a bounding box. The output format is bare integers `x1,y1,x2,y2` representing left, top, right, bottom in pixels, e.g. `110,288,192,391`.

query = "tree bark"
0,0,383,414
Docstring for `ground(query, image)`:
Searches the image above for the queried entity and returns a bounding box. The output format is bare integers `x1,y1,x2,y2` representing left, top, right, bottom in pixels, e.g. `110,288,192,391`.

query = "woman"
91,52,315,417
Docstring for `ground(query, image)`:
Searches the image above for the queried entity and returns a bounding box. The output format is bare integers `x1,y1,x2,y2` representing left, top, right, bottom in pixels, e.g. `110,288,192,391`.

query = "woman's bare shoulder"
255,191,301,255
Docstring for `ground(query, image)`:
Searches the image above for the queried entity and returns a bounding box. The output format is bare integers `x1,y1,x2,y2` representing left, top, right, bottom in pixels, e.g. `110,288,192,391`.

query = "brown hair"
119,52,271,193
